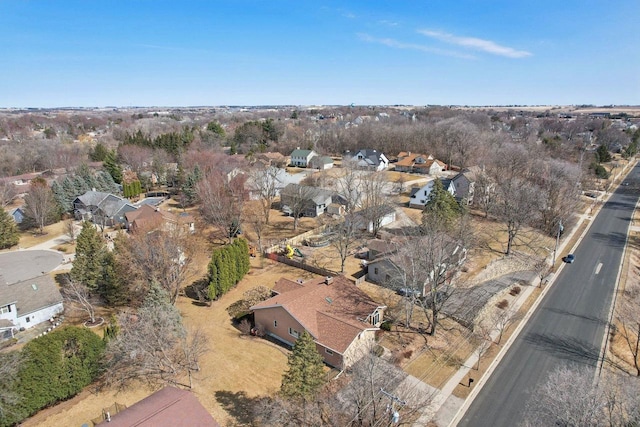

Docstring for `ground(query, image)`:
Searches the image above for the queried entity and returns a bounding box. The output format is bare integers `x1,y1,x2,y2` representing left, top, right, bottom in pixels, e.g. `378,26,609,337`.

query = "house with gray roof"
309,155,334,170
0,274,63,336
74,190,137,227
290,148,317,167
280,183,335,217
409,178,456,209
344,149,389,171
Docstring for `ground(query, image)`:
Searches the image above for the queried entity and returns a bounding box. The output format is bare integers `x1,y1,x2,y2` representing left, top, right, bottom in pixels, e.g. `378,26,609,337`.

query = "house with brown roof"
98,386,219,426
125,204,195,233
251,275,386,369
395,152,446,175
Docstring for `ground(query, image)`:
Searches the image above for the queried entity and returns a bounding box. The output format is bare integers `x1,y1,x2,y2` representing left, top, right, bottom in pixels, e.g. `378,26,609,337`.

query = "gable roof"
280,183,334,205
291,149,315,158
0,274,63,317
352,149,387,166
104,386,219,426
76,190,111,207
252,276,383,354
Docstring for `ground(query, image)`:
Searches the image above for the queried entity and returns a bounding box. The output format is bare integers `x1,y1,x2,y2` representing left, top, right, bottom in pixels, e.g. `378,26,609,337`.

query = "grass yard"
21,258,317,427
17,220,67,248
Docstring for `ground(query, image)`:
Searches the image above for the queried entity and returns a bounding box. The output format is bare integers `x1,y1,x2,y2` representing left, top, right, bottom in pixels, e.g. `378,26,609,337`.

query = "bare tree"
329,214,362,273
247,165,280,225
337,347,433,426
280,183,315,231
103,284,207,389
524,365,640,427
491,307,522,345
197,171,246,242
615,287,640,376
64,219,78,242
0,180,16,208
60,275,97,324
360,171,393,237
22,178,58,234
115,225,199,305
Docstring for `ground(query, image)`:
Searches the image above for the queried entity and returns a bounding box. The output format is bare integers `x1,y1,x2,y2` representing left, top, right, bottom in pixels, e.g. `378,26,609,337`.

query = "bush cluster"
208,238,250,300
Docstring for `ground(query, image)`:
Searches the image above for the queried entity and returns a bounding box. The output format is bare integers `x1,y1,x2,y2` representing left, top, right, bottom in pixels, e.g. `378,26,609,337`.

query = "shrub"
497,299,509,309
380,320,393,331
2,327,104,426
239,318,252,335
509,286,521,296
403,349,413,359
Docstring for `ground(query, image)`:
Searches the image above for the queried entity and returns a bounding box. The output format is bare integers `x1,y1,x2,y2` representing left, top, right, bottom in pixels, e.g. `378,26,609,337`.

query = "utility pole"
380,388,406,425
552,219,563,267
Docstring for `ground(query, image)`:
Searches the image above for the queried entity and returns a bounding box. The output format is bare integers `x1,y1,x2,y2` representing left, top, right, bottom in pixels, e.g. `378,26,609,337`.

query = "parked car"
564,254,575,264
397,287,421,298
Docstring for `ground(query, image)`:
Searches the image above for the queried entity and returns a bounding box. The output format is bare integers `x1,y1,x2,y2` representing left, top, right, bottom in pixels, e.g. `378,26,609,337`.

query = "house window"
325,348,334,355
372,311,380,325
0,305,11,314
289,328,299,338
374,267,379,275
274,320,278,328
26,316,30,323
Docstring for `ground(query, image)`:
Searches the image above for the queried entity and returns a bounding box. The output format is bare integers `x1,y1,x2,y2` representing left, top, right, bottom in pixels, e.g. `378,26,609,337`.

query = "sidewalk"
418,158,638,426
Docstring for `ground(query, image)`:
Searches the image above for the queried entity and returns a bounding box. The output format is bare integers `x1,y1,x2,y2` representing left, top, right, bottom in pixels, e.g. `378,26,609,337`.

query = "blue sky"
1,1,638,107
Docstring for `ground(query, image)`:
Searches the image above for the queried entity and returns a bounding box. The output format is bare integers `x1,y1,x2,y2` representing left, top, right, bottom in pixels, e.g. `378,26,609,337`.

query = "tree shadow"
523,332,601,365
214,390,261,426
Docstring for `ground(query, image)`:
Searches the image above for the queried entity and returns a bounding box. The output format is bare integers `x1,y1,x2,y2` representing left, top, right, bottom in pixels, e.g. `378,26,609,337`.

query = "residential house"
408,179,456,209
254,152,289,168
280,183,334,217
0,274,63,337
366,237,467,295
395,152,446,175
344,149,389,171
251,275,386,369
451,166,483,206
309,155,334,170
100,386,219,426
73,190,137,227
350,205,397,233
125,204,195,233
9,207,25,224
290,148,318,168
245,166,313,201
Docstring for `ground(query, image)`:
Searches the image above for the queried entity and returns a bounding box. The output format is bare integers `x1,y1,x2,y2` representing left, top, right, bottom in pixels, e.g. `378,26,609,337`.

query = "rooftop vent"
31,284,38,291
325,276,333,285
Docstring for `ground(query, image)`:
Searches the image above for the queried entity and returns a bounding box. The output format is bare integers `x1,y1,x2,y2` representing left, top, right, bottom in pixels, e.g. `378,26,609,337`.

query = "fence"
266,252,339,278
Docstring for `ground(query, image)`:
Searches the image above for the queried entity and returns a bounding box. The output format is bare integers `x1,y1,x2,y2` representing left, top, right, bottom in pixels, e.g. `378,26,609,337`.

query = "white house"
290,148,318,168
0,274,64,336
309,155,334,170
344,149,389,171
409,178,456,209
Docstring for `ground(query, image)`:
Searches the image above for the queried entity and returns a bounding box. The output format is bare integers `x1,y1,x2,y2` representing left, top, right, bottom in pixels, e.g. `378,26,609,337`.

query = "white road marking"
595,263,603,275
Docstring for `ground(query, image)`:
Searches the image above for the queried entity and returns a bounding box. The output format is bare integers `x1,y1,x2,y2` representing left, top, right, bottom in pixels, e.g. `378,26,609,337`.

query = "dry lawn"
16,220,67,248
21,258,321,427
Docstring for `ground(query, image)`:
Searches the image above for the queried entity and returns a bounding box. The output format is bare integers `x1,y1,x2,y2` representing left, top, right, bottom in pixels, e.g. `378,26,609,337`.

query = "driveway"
0,250,64,284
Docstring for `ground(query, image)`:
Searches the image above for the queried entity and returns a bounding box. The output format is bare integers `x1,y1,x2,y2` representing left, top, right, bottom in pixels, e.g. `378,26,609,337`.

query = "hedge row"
208,238,250,300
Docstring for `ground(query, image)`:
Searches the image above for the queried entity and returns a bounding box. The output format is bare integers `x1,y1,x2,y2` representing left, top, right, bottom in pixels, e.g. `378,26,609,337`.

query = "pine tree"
70,222,106,292
51,180,71,213
0,209,19,249
280,331,326,400
422,179,462,233
103,150,123,184
99,252,126,306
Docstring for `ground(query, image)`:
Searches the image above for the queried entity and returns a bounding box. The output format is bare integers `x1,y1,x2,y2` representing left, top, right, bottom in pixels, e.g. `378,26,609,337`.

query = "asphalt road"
458,164,640,427
0,250,63,284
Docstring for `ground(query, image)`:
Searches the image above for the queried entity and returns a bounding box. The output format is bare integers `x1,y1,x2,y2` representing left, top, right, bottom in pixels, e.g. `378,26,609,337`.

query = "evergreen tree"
595,144,612,163
280,331,326,400
61,177,77,204
89,142,109,161
99,252,126,306
0,209,19,249
50,180,71,213
73,175,89,196
422,179,462,233
70,222,106,292
103,150,123,184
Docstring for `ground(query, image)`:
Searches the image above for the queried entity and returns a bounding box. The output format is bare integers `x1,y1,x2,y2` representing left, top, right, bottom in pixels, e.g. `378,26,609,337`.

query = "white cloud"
418,29,532,58
357,33,475,59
